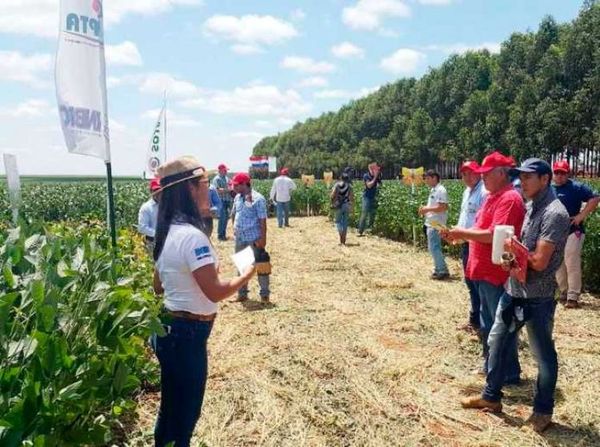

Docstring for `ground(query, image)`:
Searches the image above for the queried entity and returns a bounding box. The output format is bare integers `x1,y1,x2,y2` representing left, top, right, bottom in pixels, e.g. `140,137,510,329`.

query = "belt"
167,310,216,322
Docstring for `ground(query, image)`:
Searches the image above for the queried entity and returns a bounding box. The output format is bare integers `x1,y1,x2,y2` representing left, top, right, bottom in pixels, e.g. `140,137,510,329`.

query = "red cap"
149,177,161,192
475,151,515,173
460,161,480,173
552,160,570,173
280,168,289,175
218,163,228,171
231,172,251,185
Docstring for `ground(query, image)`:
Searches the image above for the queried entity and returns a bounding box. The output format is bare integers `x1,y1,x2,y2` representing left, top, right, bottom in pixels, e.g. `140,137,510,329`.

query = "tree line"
253,1,600,179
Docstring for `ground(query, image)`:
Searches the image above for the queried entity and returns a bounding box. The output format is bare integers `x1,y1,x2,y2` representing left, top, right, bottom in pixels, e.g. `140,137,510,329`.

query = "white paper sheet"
231,246,255,273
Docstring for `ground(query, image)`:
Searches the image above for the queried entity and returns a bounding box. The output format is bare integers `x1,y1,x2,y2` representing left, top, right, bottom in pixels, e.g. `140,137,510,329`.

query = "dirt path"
127,216,600,447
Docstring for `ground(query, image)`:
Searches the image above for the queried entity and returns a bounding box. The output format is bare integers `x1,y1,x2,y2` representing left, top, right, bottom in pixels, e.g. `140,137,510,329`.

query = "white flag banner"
268,156,277,173
144,105,166,179
55,0,110,162
3,153,21,223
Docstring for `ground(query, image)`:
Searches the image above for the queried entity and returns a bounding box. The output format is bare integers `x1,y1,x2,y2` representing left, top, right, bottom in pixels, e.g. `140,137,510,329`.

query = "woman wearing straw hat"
151,155,256,447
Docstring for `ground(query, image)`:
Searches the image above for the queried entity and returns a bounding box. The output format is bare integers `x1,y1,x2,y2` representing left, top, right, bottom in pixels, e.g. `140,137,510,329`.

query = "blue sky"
0,0,583,176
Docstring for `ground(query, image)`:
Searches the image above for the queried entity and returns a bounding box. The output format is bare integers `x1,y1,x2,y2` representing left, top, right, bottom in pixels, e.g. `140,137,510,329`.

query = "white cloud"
331,42,365,59
281,56,336,74
142,108,201,127
297,77,329,88
0,0,202,38
314,87,378,100
203,15,298,54
417,0,453,5
380,48,426,74
342,0,411,31
423,42,501,55
0,51,52,87
231,131,264,139
0,99,52,118
106,41,143,66
180,84,311,118
137,73,201,97
290,9,306,21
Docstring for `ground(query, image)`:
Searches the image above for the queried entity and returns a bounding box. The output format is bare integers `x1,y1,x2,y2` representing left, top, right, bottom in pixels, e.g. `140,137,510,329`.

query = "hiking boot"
461,395,502,413
523,412,552,433
565,299,580,309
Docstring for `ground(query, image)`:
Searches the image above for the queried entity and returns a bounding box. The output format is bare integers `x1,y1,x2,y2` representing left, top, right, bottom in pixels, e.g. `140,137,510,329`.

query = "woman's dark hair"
153,177,205,261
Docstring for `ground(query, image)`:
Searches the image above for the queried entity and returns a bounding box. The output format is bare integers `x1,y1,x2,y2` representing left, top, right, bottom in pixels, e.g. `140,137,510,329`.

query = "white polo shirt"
269,176,297,202
425,183,449,227
156,222,219,315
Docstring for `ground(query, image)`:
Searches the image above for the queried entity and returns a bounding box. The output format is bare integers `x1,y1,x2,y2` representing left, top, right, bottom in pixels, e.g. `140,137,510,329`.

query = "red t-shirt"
466,184,525,286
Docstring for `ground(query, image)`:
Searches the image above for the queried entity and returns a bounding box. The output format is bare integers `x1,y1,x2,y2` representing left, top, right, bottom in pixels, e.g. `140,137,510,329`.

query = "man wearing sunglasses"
552,161,599,308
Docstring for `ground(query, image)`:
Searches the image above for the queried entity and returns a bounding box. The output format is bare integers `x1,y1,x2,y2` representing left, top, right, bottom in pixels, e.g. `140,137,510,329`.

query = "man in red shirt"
445,151,526,382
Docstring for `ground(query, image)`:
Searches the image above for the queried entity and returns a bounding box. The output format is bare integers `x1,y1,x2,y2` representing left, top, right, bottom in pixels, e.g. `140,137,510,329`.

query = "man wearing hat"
211,164,233,241
552,160,599,308
138,177,162,254
231,173,271,302
444,151,525,383
462,158,570,433
457,161,487,332
270,167,297,228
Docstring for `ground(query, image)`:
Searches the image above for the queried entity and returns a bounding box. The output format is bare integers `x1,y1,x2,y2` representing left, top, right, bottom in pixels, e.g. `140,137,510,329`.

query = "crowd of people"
137,152,598,445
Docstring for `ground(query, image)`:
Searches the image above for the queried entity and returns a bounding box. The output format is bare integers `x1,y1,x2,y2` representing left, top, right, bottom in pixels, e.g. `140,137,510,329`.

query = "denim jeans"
275,201,290,228
235,240,270,298
217,201,231,240
358,196,376,234
461,243,480,327
426,227,449,275
152,318,214,447
335,202,350,233
474,280,520,382
483,294,558,415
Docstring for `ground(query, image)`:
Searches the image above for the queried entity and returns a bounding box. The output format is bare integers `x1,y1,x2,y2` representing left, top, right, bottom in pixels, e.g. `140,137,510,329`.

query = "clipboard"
505,236,528,283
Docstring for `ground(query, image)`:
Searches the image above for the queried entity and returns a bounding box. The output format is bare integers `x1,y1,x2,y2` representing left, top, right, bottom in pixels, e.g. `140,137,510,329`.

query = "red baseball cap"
149,177,161,192
217,163,228,171
460,161,480,173
475,151,515,173
231,172,251,185
552,160,570,173
280,168,289,175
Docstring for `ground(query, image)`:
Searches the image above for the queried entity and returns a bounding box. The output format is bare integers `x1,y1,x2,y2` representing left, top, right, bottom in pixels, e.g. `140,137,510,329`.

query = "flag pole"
105,162,117,248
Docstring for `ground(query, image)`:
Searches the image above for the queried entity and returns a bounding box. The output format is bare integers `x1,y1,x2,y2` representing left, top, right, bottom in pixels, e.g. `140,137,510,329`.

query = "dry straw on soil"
126,217,600,447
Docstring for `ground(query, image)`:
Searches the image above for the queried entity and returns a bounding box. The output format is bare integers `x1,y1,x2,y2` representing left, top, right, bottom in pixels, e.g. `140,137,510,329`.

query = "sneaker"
431,272,450,280
461,395,502,413
565,300,580,309
523,412,552,433
558,292,567,303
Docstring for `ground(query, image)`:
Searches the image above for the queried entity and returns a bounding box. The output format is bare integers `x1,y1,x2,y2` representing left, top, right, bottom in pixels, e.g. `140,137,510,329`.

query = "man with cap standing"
552,160,599,308
270,168,297,228
444,151,525,382
456,161,487,332
212,164,233,241
138,177,162,254
231,172,271,302
461,158,570,433
358,162,382,236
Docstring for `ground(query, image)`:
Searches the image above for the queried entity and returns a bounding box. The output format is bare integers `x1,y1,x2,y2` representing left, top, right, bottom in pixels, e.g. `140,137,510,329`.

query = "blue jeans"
461,243,480,327
276,201,290,227
474,281,520,382
152,318,214,447
335,202,350,233
483,294,558,414
358,196,376,234
235,240,270,298
426,227,449,275
217,201,231,240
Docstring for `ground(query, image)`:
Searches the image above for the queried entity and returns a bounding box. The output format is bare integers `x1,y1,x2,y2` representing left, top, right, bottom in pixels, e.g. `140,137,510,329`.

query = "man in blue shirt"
211,163,233,241
456,161,487,331
552,160,599,308
358,162,382,236
231,172,270,302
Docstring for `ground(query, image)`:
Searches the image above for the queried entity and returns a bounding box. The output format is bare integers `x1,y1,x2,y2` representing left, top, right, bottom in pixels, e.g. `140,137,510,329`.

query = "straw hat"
156,156,210,191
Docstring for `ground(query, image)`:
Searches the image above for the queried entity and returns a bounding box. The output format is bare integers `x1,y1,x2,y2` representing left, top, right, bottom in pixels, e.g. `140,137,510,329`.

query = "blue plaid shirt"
233,190,267,243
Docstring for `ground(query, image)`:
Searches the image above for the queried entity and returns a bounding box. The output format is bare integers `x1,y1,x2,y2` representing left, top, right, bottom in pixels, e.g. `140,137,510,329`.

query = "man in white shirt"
418,169,450,280
270,168,297,228
138,177,161,253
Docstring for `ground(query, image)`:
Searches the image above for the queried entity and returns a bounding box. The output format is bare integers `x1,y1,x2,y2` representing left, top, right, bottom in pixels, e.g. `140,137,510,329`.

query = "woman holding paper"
151,155,255,447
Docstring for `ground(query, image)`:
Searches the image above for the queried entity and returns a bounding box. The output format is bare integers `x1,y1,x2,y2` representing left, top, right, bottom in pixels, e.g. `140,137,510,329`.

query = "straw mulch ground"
126,216,600,447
